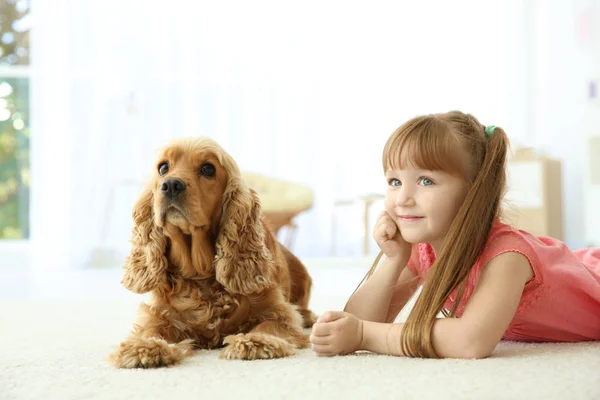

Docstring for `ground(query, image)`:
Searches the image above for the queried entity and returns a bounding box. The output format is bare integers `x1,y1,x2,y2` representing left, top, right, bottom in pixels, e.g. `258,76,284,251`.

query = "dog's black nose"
161,178,186,199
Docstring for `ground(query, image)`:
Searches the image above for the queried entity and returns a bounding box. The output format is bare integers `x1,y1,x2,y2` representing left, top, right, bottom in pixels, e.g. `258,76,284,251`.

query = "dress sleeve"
476,229,543,289
446,226,544,316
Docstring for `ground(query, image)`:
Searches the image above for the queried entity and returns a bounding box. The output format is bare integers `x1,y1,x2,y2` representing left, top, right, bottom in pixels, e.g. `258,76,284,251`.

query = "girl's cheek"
384,190,395,209
384,199,395,214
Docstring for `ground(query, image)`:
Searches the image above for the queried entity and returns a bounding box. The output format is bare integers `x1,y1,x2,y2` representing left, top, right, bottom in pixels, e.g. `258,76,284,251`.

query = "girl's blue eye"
419,177,434,186
388,178,401,187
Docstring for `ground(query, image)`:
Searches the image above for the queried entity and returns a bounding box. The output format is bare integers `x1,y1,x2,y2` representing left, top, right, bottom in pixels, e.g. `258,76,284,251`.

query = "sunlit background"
0,0,599,298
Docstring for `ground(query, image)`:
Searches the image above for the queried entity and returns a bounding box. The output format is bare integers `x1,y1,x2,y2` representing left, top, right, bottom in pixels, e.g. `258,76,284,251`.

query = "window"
0,0,30,240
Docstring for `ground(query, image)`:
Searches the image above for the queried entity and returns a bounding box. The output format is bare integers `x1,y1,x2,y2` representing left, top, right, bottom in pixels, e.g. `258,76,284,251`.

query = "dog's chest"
167,281,251,339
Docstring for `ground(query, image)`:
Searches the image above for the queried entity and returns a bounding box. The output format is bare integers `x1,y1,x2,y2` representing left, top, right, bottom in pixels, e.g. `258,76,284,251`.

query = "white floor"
1,260,600,400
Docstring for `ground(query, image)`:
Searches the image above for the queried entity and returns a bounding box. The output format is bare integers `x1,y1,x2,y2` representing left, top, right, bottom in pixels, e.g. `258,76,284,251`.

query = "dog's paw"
219,332,296,360
108,337,194,368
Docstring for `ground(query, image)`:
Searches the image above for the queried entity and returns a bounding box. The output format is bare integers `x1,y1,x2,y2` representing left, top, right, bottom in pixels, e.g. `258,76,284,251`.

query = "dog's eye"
200,163,216,177
158,162,169,176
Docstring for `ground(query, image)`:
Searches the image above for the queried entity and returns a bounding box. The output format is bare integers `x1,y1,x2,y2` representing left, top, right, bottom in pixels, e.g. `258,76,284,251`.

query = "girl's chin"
399,228,434,244
398,233,425,244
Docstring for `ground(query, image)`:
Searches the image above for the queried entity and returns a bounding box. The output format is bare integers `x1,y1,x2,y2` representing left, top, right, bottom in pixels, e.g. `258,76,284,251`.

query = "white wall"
527,0,600,249
23,0,600,269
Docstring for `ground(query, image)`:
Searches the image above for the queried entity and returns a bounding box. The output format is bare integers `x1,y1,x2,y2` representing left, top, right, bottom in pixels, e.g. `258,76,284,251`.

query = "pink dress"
407,221,600,342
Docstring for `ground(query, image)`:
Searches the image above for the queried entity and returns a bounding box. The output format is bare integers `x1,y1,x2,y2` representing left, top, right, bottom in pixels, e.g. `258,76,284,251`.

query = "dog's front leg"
108,303,194,368
220,299,309,360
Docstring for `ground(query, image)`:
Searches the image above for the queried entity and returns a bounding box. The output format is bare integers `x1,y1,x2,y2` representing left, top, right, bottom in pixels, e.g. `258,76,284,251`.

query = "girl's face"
384,163,469,254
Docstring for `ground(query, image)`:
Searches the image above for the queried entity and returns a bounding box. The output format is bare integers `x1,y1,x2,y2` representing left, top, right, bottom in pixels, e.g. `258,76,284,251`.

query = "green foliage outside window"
0,78,29,239
0,0,30,239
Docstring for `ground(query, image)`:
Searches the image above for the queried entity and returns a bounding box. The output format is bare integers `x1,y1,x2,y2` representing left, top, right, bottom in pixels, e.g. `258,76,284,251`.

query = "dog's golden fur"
108,137,315,368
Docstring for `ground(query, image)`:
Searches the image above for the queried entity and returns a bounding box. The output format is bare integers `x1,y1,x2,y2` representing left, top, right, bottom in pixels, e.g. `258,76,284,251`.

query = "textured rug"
2,290,599,400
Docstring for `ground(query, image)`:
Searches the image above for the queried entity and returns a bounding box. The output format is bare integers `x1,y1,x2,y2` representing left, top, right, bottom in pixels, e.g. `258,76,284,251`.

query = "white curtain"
30,0,530,268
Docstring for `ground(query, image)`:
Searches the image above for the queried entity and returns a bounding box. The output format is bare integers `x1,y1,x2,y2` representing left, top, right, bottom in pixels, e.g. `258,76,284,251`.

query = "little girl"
310,111,600,359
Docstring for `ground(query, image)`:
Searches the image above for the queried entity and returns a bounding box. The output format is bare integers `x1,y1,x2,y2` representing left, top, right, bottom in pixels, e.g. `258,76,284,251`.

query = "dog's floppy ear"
121,187,169,293
214,177,276,295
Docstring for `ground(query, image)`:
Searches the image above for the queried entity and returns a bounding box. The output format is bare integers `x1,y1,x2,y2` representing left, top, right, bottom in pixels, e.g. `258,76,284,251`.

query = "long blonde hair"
356,111,509,358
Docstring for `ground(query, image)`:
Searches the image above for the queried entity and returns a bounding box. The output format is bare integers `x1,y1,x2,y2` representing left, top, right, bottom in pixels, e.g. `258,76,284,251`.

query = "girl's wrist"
359,320,405,356
359,320,384,353
385,254,409,269
359,319,368,350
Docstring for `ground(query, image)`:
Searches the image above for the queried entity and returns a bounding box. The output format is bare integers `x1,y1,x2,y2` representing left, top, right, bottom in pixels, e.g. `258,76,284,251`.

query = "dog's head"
121,137,276,295
152,137,229,234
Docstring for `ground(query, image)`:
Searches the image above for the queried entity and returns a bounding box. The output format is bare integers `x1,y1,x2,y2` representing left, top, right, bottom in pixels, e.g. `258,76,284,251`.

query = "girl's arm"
384,266,420,323
313,252,532,358
361,251,533,358
344,255,419,322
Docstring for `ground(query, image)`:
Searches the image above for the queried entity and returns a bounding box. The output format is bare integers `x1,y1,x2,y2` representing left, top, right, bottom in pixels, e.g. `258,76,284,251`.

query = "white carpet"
2,292,600,400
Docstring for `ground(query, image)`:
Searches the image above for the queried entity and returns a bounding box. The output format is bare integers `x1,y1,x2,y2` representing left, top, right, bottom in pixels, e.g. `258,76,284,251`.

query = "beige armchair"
242,172,314,249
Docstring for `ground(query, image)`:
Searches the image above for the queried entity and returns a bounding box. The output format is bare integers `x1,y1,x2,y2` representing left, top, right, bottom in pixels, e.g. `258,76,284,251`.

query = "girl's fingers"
384,221,396,239
374,223,389,241
373,217,385,234
311,344,335,356
375,220,396,242
316,311,345,323
309,334,331,345
311,323,331,336
375,211,391,229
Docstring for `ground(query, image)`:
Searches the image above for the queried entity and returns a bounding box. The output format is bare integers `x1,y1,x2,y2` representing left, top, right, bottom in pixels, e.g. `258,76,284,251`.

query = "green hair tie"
485,125,496,137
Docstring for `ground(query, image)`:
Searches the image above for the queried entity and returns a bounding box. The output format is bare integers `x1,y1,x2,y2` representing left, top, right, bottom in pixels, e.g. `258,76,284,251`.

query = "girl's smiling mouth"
399,215,424,221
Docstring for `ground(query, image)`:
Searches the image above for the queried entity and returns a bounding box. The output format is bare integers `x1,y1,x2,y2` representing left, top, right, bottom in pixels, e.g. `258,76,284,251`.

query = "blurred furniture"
504,147,563,240
242,172,314,249
330,193,385,256
585,136,600,246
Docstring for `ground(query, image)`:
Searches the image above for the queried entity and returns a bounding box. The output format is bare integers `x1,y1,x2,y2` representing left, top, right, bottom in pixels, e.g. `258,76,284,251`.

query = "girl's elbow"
435,337,495,359
433,321,500,359
449,329,496,359
458,344,493,359
457,337,496,359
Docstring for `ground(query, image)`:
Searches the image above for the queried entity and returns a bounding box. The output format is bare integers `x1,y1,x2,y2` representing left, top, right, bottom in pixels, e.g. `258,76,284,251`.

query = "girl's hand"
373,211,411,260
310,311,363,356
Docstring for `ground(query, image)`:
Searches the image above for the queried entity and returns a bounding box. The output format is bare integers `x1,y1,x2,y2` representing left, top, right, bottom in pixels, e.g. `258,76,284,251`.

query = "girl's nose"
395,186,416,207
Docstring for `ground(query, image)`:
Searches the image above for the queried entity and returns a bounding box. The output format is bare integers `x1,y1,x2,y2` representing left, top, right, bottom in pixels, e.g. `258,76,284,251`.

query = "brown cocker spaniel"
108,137,316,368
